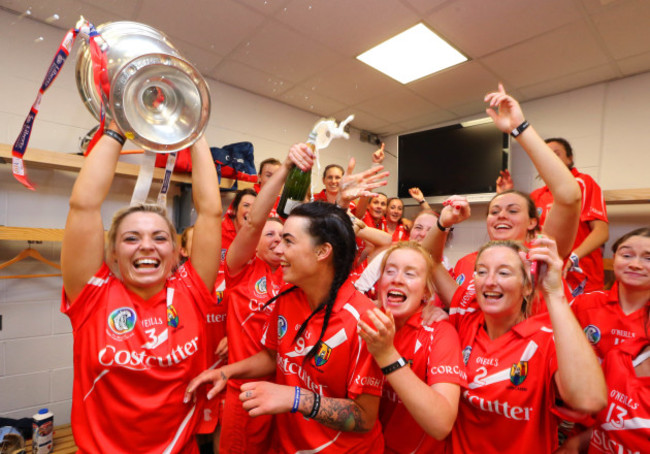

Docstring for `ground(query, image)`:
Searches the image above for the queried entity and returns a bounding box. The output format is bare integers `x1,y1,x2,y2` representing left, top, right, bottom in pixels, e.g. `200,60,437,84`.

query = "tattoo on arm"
314,396,366,432
221,371,227,381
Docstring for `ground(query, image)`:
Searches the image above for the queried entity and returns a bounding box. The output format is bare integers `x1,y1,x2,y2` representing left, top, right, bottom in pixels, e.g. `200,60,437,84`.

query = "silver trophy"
75,21,210,153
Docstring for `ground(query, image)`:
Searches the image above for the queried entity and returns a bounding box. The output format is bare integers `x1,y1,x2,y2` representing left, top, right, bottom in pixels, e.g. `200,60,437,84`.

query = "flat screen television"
398,119,509,203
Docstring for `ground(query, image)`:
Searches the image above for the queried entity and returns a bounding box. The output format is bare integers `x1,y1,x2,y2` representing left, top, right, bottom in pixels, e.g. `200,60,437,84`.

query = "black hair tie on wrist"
103,129,126,146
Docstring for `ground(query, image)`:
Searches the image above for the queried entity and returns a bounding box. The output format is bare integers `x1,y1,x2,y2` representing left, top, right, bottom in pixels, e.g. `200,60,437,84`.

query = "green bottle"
277,138,316,218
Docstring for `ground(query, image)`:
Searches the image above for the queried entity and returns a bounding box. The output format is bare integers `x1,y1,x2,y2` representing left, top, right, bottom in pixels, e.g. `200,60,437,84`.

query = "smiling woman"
186,186,389,452
358,242,465,453
60,120,223,453
425,199,607,454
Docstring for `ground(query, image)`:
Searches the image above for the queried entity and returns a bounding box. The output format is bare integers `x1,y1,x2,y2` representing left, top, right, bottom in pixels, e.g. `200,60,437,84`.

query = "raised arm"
62,123,123,302
226,144,313,275
527,236,607,413
485,84,581,258
421,196,470,307
188,135,222,291
409,187,432,212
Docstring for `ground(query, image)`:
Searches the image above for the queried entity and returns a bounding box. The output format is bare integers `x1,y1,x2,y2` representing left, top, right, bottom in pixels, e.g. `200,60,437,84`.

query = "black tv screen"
398,121,509,202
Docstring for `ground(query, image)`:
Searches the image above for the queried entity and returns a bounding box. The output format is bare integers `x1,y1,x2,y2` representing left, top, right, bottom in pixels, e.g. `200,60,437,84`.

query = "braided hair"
289,201,357,363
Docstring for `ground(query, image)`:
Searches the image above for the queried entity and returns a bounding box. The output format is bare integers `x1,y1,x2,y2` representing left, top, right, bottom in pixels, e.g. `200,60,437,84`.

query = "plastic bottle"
32,408,53,454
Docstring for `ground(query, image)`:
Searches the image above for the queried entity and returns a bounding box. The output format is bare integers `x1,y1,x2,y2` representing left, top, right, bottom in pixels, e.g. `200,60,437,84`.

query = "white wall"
0,9,389,425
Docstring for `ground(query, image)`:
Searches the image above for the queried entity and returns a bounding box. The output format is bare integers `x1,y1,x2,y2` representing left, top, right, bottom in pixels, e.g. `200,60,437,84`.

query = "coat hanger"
0,241,62,279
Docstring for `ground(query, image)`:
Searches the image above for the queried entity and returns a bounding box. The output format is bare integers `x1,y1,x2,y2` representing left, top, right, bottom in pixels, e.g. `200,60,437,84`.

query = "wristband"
381,357,409,375
510,120,530,138
436,217,449,232
291,386,300,413
417,199,426,205
308,392,321,419
103,129,126,146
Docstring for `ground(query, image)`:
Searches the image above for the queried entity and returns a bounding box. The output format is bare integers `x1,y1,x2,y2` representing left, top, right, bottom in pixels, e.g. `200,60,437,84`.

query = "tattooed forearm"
298,390,369,432
317,397,366,432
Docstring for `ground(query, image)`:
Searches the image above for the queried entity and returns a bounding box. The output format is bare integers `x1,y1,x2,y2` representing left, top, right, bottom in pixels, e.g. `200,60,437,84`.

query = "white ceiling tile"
480,21,611,89
330,109,391,133
275,0,420,56
227,20,343,83
135,0,266,56
517,64,619,100
0,0,136,29
209,60,293,98
397,109,458,133
447,99,492,119
408,61,498,109
616,51,650,76
299,59,402,106
402,0,450,15
590,0,650,59
280,86,347,117
170,38,224,76
237,0,291,15
354,88,441,123
426,0,582,58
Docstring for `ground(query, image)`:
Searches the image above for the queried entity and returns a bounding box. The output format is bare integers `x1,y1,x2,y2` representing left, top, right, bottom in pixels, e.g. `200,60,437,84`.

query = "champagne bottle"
277,140,316,218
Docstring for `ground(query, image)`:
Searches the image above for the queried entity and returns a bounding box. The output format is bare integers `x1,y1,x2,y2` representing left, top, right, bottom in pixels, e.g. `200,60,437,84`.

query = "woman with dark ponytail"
186,147,388,453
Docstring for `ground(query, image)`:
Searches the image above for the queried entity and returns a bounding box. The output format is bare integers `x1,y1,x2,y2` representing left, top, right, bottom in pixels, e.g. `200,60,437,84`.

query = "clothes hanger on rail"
0,241,62,279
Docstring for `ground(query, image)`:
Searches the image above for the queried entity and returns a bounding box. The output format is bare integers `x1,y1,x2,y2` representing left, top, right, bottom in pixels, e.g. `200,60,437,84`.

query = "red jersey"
363,211,387,231
531,167,608,293
313,189,331,203
571,282,650,361
262,281,385,453
313,189,358,213
381,311,466,454
588,338,650,454
62,261,216,454
450,290,560,454
197,275,228,433
225,255,284,375
450,251,480,316
390,223,409,242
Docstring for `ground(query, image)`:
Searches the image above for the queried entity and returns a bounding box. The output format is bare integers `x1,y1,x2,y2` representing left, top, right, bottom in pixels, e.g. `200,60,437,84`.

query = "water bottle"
277,140,316,218
32,408,53,454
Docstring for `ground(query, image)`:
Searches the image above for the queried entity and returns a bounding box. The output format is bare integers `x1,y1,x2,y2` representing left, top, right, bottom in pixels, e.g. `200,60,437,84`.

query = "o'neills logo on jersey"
277,355,324,394
510,361,528,386
463,390,533,421
254,277,267,297
278,316,288,340
584,325,601,344
98,336,199,370
456,274,465,286
108,307,137,336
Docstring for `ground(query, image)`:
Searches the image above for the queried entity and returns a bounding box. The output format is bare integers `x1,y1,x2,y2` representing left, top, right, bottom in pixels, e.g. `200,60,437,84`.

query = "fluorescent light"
357,23,467,84
460,117,492,127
